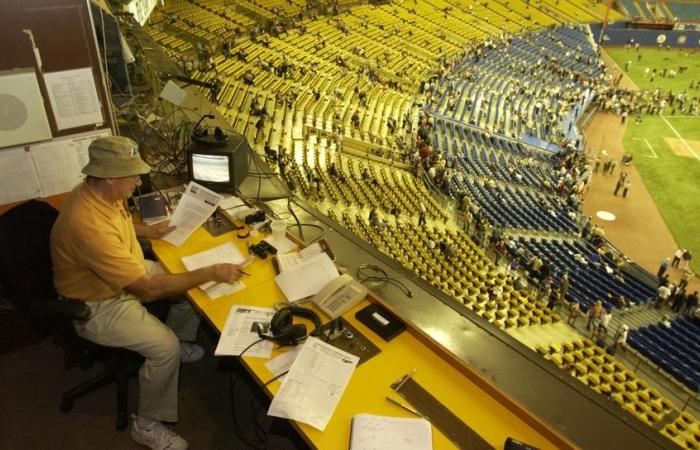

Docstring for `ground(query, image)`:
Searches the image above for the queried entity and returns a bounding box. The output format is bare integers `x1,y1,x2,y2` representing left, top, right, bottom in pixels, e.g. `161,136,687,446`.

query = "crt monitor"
186,137,250,193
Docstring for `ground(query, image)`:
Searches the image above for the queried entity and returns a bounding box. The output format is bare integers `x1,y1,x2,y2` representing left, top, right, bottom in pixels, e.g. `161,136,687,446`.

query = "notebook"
349,414,432,450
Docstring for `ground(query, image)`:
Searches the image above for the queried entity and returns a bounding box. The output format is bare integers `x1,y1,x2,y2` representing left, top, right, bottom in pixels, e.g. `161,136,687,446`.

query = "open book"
349,414,432,450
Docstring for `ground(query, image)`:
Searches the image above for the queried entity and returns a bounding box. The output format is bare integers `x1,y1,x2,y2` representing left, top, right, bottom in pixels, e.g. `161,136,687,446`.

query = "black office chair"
0,200,138,430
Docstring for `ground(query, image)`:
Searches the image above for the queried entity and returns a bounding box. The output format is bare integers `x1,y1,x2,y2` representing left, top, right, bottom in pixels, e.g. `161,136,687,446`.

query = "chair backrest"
0,200,59,308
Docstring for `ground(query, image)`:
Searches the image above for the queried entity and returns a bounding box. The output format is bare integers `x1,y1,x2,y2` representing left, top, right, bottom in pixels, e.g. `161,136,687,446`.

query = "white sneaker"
180,341,204,363
131,414,188,450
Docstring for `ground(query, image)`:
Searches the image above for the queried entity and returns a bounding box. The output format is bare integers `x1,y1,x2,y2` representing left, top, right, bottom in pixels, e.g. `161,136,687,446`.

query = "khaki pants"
74,261,200,422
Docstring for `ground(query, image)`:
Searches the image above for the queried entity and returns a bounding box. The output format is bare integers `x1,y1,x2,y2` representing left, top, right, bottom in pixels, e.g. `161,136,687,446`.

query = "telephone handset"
311,274,368,319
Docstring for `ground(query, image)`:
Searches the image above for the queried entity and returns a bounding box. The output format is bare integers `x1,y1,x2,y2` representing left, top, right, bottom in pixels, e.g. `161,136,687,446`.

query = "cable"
263,370,289,387
228,338,268,450
287,195,304,240
356,264,413,298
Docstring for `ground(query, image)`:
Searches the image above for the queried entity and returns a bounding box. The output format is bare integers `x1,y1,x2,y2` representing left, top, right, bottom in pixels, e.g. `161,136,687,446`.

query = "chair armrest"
26,298,91,322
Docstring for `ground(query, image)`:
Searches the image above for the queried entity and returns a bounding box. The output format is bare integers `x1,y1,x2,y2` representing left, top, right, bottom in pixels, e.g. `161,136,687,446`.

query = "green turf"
604,46,700,92
622,115,700,274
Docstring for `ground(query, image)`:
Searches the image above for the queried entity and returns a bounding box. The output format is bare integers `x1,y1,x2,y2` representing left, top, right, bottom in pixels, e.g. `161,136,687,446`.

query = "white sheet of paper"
276,242,323,272
267,337,359,431
31,139,84,197
274,252,339,302
0,147,41,204
181,242,246,299
349,414,433,450
215,305,275,358
163,182,222,247
44,67,104,130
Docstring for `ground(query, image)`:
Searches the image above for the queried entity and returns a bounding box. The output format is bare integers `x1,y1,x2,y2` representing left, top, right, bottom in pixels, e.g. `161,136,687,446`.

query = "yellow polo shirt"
51,182,146,301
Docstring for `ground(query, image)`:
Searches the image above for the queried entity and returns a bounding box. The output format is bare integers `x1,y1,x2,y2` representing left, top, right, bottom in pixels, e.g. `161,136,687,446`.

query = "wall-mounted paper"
44,68,104,131
0,69,52,149
0,147,42,204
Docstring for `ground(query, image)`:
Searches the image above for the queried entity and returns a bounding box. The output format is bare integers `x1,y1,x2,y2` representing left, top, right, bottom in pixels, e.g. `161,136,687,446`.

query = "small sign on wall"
0,69,53,149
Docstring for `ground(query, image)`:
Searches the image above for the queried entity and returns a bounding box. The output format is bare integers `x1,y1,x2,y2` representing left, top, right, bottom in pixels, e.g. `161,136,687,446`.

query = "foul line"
660,114,700,161
632,138,657,158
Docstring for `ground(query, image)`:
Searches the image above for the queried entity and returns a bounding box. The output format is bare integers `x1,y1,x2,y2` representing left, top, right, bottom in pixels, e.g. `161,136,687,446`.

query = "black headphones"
257,306,322,346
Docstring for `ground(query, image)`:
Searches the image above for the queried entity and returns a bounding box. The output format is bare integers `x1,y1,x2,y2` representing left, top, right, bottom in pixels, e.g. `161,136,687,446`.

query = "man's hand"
137,221,176,239
208,263,243,283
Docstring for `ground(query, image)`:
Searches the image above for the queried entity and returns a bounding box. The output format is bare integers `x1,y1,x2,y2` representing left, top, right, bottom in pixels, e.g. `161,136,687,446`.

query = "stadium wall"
591,22,700,47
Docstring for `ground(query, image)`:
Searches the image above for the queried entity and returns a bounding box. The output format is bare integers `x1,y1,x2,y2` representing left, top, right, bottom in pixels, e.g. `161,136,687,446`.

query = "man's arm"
134,221,176,240
125,263,242,302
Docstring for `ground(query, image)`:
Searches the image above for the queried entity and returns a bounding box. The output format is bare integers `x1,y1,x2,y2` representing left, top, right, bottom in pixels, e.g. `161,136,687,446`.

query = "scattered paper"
268,337,359,431
181,242,246,298
44,67,104,130
215,305,275,358
163,182,222,247
274,252,339,302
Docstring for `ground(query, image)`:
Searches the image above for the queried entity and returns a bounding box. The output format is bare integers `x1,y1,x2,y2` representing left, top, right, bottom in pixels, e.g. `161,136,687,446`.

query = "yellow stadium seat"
679,412,694,426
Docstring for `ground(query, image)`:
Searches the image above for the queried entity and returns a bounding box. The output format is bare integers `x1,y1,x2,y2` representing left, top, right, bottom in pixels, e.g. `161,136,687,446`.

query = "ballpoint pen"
385,396,423,418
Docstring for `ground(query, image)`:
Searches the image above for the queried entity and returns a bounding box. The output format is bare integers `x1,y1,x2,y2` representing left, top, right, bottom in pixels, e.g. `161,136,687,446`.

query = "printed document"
181,243,246,298
267,336,359,431
215,305,275,358
163,182,222,247
274,252,339,302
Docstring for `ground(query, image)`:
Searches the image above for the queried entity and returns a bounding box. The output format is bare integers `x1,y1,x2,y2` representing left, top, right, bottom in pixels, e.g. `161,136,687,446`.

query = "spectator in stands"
614,324,629,352
671,289,687,313
567,302,581,326
368,208,381,228
660,315,672,329
654,283,672,309
586,300,605,332
596,311,613,340
558,272,570,302
687,291,699,314
254,116,265,144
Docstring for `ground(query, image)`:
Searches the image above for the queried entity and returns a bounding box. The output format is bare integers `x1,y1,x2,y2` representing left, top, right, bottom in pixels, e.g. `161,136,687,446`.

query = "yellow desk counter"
152,226,572,450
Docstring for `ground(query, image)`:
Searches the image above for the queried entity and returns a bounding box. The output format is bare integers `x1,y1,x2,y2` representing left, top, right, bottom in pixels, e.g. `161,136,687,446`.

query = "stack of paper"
274,252,339,302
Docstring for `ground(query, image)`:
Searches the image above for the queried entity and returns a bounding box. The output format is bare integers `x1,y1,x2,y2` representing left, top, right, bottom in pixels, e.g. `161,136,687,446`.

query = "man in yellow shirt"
51,136,242,450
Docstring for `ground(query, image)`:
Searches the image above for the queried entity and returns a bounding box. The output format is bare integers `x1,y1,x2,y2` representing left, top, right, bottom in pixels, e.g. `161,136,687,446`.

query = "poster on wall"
0,69,53,149
44,67,104,131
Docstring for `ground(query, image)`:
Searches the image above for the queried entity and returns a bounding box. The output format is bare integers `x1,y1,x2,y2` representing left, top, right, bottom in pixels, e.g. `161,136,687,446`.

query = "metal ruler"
391,373,495,450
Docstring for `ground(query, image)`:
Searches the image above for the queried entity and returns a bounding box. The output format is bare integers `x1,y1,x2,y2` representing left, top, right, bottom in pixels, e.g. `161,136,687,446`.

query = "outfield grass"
623,115,700,273
604,46,700,92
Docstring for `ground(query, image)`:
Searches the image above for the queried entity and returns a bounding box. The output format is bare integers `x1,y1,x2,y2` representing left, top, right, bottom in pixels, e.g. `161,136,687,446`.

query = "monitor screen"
191,153,230,183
